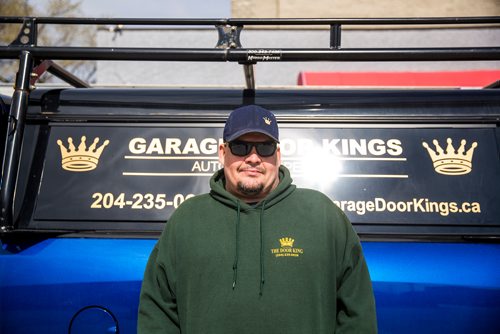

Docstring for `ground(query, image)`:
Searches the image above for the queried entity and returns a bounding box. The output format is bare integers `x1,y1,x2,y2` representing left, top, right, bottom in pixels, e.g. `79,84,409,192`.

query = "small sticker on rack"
247,49,282,61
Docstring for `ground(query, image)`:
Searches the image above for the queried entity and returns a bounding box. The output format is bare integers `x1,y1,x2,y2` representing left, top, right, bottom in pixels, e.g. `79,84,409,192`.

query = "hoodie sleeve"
138,229,180,333
335,213,378,334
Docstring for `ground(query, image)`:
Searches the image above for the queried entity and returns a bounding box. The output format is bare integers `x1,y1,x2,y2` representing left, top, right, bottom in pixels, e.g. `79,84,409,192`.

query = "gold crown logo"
422,138,477,176
263,117,272,125
57,136,110,172
279,237,294,248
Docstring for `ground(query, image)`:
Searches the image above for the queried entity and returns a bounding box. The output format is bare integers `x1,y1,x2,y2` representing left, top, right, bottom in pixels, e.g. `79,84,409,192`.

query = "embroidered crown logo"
272,237,303,257
422,138,477,176
263,117,272,125
279,237,294,248
57,136,110,172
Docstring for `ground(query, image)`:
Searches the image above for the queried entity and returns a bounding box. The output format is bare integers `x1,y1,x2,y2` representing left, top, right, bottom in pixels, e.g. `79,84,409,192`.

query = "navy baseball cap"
223,105,279,142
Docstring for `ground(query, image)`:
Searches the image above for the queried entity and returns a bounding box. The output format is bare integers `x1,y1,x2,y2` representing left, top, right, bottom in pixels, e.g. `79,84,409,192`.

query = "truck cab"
1,16,499,334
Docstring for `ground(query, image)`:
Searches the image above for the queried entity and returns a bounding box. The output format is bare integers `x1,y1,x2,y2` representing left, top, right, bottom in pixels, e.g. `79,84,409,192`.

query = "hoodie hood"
209,165,296,295
209,165,296,210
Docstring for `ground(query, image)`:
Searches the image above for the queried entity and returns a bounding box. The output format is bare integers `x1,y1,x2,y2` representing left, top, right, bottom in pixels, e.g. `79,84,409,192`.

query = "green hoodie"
138,166,377,333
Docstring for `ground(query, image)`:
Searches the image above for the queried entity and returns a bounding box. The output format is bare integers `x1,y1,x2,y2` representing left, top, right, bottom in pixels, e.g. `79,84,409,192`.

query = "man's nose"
245,147,262,163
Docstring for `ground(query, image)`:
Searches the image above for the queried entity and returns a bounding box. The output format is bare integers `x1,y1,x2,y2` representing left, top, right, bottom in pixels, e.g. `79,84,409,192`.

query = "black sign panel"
35,125,500,227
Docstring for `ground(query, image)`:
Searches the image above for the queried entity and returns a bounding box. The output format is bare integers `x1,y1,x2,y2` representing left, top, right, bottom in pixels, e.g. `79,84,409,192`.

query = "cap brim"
225,129,279,143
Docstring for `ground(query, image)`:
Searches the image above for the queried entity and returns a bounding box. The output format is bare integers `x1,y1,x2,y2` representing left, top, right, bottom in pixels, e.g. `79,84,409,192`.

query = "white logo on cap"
263,117,272,125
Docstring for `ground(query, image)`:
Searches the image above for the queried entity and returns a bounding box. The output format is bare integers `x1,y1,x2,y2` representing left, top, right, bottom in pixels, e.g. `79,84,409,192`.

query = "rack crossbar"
1,47,499,62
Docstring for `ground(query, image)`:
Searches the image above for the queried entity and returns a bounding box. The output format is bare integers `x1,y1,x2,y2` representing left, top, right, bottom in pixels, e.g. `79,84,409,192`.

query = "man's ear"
276,145,281,166
218,143,226,166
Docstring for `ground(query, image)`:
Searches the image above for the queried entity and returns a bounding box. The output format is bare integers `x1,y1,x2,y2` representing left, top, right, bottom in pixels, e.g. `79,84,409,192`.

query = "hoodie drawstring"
232,201,241,290
231,200,266,296
259,201,266,296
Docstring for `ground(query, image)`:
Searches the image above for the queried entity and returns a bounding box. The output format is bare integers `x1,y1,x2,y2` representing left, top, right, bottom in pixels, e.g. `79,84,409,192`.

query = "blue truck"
1,17,499,333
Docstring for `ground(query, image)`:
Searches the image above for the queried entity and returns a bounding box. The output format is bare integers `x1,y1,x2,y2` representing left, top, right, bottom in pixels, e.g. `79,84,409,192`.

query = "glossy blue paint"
1,238,499,333
362,241,500,334
0,238,156,334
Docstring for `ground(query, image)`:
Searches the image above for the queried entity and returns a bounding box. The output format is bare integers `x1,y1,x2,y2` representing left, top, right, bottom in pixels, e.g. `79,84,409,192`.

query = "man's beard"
237,181,264,196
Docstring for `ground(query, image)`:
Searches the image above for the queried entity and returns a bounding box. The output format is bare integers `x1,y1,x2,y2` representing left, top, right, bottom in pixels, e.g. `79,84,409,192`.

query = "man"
138,105,377,333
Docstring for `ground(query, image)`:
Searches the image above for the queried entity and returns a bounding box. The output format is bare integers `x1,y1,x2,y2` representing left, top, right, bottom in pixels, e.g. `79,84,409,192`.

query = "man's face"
219,132,281,203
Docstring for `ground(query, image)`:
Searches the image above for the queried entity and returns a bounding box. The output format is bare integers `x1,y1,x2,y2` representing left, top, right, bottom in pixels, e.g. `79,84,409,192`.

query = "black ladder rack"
1,17,500,62
1,16,500,87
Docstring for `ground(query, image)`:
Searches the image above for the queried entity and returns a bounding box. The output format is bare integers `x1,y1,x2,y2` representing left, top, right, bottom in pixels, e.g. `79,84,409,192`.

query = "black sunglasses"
227,140,277,157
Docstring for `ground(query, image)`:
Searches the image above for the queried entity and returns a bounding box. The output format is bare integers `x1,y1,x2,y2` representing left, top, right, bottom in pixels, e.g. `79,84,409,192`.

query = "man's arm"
336,217,378,333
138,244,180,334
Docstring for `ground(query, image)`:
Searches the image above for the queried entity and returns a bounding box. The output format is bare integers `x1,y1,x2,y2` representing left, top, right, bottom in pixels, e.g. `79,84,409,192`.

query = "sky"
37,0,231,18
